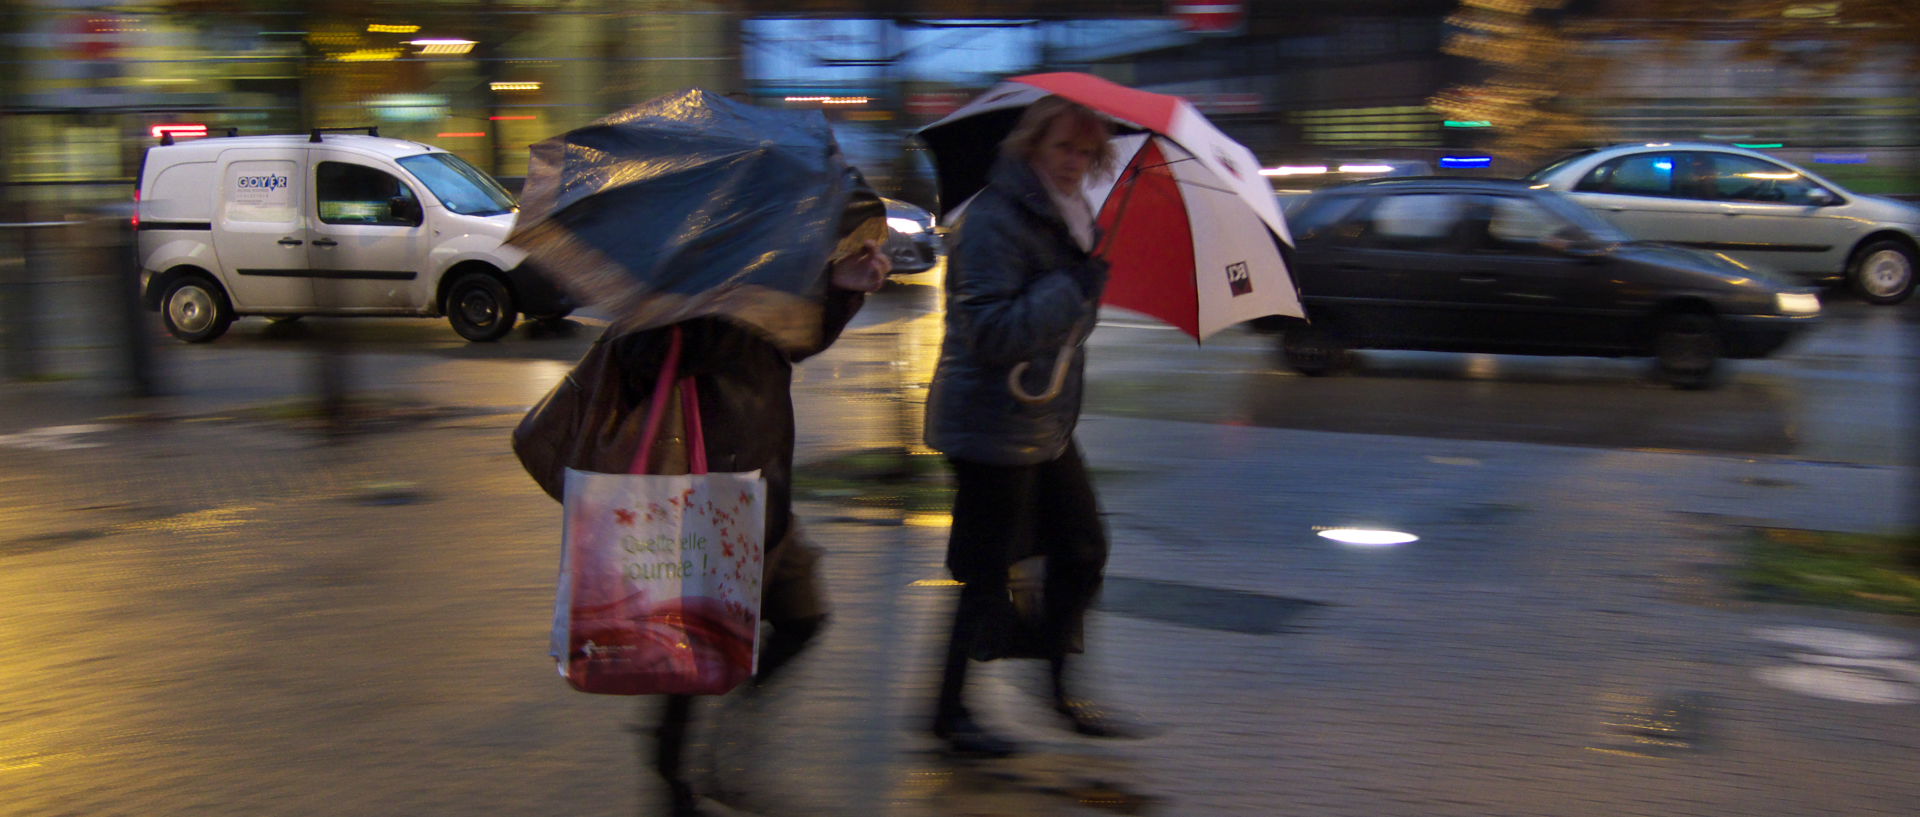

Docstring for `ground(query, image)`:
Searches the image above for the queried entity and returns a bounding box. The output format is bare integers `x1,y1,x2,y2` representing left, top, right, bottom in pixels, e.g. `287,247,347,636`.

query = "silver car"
1526,143,1918,304
881,197,943,273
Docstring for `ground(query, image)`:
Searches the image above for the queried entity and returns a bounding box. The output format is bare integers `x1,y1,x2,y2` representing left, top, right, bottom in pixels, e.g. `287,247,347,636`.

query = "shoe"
932,710,1022,758
666,778,704,817
1053,697,1146,739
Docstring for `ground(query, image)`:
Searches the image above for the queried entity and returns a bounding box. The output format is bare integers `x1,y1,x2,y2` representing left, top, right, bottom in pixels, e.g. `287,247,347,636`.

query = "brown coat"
513,289,866,620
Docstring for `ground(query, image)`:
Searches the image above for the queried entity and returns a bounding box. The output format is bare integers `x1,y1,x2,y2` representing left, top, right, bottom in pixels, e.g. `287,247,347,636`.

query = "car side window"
1471,195,1583,253
1287,194,1364,243
316,161,421,226
1577,153,1681,197
1707,153,1829,205
1352,193,1465,251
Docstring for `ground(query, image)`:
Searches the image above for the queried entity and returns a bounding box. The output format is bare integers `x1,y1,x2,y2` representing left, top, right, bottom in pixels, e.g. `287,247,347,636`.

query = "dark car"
882,196,943,273
1271,177,1822,388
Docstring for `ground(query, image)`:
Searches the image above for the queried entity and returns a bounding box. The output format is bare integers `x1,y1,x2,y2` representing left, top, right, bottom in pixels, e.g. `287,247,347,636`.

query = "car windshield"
396,152,516,216
1523,149,1597,182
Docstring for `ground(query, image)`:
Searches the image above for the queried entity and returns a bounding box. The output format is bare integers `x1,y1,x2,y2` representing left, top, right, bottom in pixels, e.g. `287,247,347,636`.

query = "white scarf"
1034,165,1096,253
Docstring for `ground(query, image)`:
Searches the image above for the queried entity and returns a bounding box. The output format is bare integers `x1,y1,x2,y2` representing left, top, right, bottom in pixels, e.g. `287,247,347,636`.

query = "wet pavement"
3,273,1919,816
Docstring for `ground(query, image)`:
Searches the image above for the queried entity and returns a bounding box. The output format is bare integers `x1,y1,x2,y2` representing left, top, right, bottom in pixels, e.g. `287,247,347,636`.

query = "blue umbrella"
508,89,884,355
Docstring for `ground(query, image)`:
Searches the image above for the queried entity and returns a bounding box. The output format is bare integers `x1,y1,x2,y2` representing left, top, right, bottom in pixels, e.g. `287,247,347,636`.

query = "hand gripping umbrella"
507,88,884,356
919,73,1304,364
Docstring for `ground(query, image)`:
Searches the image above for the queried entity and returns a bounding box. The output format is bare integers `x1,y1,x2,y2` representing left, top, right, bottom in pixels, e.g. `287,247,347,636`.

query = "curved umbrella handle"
1008,343,1077,404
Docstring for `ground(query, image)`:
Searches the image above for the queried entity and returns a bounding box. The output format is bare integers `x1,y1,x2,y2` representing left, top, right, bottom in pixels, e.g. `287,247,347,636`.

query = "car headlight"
1775,292,1821,315
886,217,925,235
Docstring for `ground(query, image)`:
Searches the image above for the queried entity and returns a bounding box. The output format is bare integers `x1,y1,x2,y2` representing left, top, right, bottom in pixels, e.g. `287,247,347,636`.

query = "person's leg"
1032,441,1138,738
932,456,1035,756
651,695,700,815
756,519,829,686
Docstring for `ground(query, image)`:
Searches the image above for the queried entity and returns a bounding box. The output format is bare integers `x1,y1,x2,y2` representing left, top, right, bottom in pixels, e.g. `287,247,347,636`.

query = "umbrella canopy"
508,88,883,355
918,72,1303,341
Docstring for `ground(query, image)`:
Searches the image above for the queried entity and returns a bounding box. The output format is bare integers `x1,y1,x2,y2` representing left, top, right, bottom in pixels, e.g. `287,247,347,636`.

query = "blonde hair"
1000,97,1118,176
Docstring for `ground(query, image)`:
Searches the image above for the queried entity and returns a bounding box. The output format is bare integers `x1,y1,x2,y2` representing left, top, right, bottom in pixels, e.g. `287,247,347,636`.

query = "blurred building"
2,0,743,216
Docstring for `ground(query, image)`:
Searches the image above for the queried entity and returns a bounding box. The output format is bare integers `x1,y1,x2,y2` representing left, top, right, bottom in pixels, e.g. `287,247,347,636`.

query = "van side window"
317,162,421,226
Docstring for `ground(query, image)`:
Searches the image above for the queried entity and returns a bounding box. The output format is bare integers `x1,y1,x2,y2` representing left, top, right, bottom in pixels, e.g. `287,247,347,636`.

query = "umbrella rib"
1129,156,1241,197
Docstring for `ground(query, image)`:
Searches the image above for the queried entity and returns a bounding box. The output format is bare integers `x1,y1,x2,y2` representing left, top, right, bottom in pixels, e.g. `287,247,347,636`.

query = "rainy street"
39,265,1910,469
4,263,1916,815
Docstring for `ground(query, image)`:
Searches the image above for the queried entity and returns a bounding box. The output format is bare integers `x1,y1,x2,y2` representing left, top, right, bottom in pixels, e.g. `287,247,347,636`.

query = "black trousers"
937,441,1108,716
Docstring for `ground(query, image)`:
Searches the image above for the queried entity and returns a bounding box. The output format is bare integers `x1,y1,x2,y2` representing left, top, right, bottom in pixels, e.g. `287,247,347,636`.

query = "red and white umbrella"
918,72,1303,341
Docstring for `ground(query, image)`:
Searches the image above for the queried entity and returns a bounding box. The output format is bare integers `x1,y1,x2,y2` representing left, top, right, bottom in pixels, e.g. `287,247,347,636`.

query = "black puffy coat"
924,158,1105,466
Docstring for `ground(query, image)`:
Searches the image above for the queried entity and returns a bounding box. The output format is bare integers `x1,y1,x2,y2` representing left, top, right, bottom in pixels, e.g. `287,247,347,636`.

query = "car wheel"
1281,323,1344,376
1653,312,1722,390
160,276,234,343
446,272,518,342
1848,239,1915,305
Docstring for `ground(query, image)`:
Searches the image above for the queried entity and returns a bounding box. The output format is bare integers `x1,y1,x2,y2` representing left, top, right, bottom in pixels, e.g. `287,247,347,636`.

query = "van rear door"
213,149,316,310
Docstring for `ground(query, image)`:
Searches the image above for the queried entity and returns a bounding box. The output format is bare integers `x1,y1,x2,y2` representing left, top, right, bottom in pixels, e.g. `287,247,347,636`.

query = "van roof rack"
310,126,380,142
159,127,239,147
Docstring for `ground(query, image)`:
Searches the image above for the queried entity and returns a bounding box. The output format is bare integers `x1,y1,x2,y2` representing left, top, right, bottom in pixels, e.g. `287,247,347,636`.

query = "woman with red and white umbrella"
918,73,1301,758
915,94,1118,759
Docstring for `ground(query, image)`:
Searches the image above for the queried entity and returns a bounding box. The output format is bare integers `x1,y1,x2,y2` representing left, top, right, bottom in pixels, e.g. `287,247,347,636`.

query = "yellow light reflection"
490,82,543,92
368,24,422,34
910,579,964,587
331,49,405,62
904,513,952,528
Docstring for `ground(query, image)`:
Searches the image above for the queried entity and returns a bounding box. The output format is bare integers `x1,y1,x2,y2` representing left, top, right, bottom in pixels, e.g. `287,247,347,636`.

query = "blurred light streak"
1260,165,1328,176
1317,528,1418,546
437,132,487,138
150,124,208,139
332,49,405,62
910,579,964,587
368,24,422,34
489,115,538,121
785,96,870,105
1440,155,1493,168
1734,143,1784,149
412,39,476,55
904,513,952,528
490,82,542,92
1338,164,1395,173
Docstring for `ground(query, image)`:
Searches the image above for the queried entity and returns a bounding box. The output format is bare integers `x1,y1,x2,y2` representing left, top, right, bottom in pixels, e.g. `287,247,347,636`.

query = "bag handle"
631,326,682,474
680,376,707,475
628,325,709,476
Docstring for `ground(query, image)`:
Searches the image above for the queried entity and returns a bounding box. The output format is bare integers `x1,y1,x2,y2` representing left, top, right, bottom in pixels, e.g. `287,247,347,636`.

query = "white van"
137,129,571,342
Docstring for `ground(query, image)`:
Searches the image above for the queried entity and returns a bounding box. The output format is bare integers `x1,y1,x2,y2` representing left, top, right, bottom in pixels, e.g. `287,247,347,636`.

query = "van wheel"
446,272,517,342
161,276,234,343
1848,239,1915,305
1281,323,1344,376
1653,312,1721,390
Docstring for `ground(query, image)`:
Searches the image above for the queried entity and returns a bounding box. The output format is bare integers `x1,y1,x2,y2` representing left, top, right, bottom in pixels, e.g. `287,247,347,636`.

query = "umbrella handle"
1008,343,1077,404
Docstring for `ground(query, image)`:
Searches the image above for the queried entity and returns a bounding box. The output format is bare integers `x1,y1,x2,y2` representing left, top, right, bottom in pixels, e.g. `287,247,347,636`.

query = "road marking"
1752,626,1920,705
0,424,112,451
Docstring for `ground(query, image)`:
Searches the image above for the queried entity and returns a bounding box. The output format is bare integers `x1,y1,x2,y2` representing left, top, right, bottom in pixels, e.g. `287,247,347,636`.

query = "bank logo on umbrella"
1226,261,1252,297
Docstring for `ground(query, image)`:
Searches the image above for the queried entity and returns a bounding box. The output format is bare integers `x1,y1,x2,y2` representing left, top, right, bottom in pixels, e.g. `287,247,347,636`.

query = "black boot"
932,706,1021,758
753,614,826,687
931,601,1020,758
1049,656,1145,739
